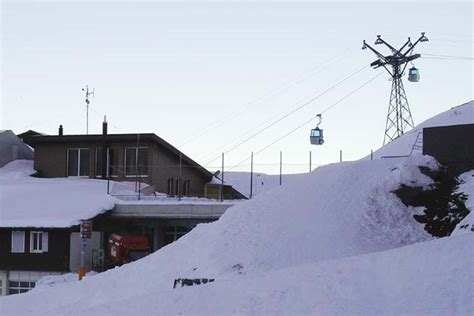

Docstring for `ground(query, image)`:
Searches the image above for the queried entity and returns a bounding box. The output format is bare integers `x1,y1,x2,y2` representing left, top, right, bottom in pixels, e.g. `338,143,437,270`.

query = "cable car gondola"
310,114,324,145
408,66,420,82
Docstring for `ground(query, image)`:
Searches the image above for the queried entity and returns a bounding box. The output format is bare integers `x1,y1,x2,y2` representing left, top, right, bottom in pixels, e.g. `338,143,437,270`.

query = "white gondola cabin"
408,67,420,82
310,127,324,145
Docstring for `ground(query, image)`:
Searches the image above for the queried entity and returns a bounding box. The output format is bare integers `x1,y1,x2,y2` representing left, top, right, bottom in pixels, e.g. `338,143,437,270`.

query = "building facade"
23,123,244,199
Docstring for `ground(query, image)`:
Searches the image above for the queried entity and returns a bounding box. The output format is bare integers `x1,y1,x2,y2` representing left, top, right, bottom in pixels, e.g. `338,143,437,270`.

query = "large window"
164,226,191,245
30,231,48,253
67,149,90,177
96,148,121,177
9,281,35,295
167,178,175,196
183,180,190,196
108,148,120,177
125,147,148,176
95,148,103,177
11,231,25,253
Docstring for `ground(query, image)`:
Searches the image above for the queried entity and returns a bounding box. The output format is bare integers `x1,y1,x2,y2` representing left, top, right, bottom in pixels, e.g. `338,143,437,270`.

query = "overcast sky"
1,1,472,173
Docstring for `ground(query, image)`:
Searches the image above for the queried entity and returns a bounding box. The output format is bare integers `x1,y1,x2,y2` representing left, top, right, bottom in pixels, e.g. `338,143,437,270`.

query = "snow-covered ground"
0,101,472,315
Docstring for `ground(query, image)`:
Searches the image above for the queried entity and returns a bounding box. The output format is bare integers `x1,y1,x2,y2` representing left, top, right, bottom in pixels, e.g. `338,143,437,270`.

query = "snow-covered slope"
0,101,472,315
0,156,439,315
10,235,471,316
371,100,474,159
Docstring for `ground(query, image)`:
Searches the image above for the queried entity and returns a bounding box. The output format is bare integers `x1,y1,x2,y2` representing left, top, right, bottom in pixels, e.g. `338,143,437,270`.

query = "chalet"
0,125,244,296
22,120,244,199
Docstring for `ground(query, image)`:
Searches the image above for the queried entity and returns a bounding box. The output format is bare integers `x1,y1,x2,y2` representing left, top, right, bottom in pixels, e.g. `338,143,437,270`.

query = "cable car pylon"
362,32,428,144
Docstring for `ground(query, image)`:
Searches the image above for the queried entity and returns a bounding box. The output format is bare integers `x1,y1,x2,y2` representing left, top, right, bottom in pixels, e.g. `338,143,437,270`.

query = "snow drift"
0,101,473,315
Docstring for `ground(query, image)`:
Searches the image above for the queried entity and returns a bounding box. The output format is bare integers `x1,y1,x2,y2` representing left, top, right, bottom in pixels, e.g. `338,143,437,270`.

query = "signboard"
80,220,93,239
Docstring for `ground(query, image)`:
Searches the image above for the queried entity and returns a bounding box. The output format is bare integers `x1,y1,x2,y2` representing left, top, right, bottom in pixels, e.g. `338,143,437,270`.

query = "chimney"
102,115,108,136
59,125,63,136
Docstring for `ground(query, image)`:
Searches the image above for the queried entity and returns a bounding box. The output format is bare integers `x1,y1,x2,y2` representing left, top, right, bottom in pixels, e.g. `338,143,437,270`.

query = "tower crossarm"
402,32,429,58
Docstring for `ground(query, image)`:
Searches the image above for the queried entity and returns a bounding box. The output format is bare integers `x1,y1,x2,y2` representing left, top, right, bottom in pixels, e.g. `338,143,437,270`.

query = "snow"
0,160,116,228
370,100,474,159
452,170,474,236
0,101,473,314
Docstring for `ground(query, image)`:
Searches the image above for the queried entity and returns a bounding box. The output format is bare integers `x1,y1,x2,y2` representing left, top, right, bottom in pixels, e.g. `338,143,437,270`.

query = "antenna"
362,32,428,144
82,85,95,135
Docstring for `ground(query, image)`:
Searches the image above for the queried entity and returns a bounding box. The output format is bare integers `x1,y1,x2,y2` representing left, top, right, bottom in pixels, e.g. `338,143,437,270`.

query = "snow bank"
0,155,437,315
0,160,116,228
1,234,471,315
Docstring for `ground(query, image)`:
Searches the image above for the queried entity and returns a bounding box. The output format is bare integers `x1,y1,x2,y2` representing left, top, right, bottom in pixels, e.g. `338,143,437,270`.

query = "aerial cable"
420,53,473,60
224,72,383,172
203,63,371,166
180,52,350,148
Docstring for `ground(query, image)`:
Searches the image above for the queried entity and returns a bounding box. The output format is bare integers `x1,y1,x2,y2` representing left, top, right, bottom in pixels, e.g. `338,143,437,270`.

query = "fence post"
221,153,224,201
309,150,312,173
279,151,282,185
250,152,253,199
339,150,343,163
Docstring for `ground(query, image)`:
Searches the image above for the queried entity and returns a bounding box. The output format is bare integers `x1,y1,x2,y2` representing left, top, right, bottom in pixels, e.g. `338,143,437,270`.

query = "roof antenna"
82,85,95,135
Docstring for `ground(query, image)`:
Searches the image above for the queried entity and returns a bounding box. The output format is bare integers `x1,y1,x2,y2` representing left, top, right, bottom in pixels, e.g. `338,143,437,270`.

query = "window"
30,231,48,253
97,148,120,177
9,281,35,295
182,180,190,196
11,231,25,253
164,226,191,245
125,147,148,176
95,148,103,177
167,178,174,196
108,148,120,177
175,179,180,197
67,149,90,176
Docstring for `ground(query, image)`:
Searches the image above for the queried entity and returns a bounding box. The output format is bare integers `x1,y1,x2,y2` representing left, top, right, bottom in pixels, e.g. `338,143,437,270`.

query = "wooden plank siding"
0,228,70,272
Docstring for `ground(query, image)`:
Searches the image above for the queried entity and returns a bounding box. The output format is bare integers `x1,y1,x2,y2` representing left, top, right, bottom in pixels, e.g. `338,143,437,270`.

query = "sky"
1,1,472,174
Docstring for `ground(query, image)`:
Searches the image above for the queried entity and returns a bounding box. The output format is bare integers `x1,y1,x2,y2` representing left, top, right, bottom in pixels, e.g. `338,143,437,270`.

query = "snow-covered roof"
0,160,116,228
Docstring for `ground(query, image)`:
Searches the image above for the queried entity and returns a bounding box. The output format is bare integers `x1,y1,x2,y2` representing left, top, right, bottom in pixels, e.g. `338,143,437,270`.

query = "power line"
180,52,349,149
203,63,370,166
227,71,383,172
420,53,474,60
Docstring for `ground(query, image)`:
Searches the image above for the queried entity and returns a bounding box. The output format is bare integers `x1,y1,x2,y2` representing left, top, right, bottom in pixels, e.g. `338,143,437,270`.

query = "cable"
226,71,383,172
180,52,350,148
203,63,371,166
420,53,474,60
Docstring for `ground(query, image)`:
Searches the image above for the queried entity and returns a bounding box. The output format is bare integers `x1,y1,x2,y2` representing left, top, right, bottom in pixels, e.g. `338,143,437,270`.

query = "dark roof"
17,130,45,138
23,133,213,179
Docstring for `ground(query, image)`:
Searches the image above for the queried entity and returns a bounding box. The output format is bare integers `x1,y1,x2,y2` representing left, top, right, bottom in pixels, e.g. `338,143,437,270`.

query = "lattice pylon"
383,73,415,145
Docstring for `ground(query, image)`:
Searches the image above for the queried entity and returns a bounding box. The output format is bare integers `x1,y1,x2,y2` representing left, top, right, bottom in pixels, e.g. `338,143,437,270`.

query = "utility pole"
82,85,95,135
362,33,428,144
